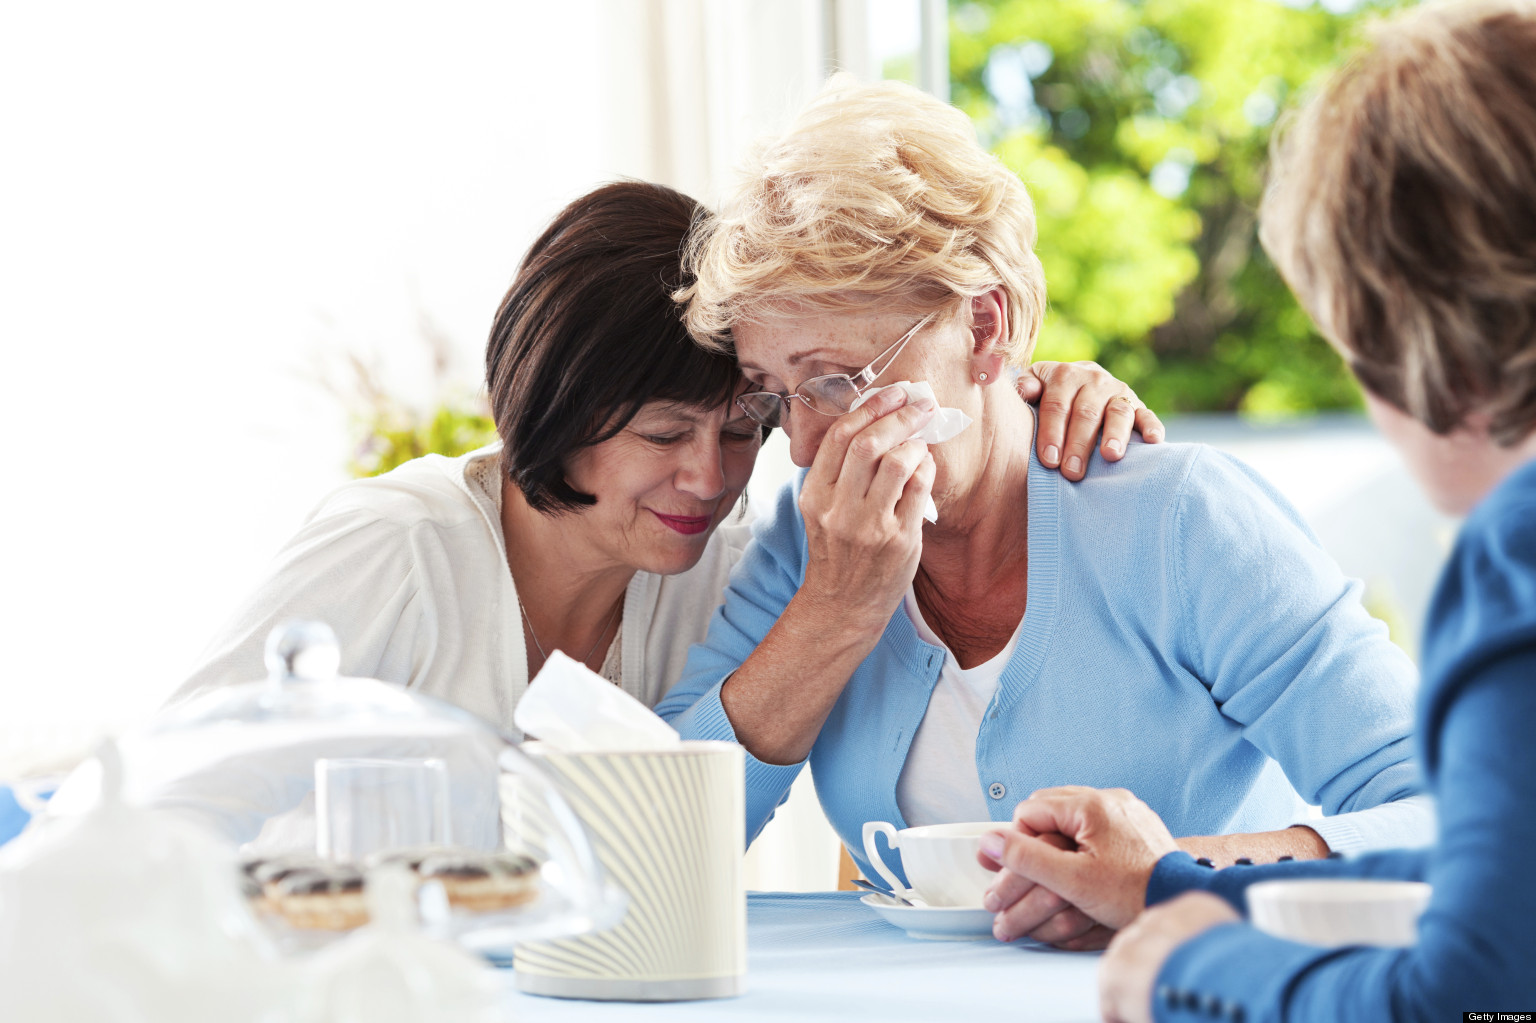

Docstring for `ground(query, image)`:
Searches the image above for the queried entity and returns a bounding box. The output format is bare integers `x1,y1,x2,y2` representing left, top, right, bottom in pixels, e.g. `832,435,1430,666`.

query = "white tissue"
848,381,973,523
514,650,681,752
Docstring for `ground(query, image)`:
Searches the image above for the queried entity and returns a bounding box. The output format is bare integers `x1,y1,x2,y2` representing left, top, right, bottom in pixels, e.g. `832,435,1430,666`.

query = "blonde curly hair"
1261,0,1536,444
678,75,1047,366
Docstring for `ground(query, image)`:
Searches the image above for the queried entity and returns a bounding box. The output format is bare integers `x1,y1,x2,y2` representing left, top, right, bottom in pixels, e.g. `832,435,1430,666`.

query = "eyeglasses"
735,312,936,429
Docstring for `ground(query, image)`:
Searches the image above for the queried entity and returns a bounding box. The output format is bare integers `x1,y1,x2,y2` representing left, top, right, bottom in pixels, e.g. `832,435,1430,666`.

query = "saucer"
860,893,996,941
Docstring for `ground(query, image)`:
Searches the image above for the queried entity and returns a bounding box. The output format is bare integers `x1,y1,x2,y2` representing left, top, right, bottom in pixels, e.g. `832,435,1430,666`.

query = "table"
497,891,1102,1022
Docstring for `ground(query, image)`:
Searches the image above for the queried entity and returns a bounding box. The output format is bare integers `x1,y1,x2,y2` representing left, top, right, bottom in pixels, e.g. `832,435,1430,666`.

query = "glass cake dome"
44,620,624,953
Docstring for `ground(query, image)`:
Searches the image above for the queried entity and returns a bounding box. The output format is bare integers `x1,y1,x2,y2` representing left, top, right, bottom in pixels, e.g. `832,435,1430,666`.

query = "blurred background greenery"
337,318,496,479
946,0,1409,416
351,0,1415,477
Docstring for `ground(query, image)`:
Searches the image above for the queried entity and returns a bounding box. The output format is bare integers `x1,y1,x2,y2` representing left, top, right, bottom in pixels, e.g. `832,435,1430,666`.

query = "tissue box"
510,741,746,1001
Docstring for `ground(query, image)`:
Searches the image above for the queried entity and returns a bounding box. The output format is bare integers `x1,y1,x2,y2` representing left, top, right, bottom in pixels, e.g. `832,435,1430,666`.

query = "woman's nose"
785,404,830,469
676,441,727,501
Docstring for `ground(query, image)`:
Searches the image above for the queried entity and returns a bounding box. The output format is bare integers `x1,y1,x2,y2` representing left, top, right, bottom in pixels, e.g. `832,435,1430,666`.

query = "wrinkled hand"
796,385,937,636
1100,893,1241,1023
979,787,1180,938
1018,362,1164,481
976,831,1113,949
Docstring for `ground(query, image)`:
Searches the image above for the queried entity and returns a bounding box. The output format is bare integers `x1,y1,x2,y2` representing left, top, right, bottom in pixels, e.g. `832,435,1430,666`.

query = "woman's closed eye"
643,428,758,449
723,427,761,446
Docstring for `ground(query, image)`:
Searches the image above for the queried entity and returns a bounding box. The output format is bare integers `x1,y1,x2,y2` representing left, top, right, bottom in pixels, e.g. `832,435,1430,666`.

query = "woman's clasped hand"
979,787,1180,949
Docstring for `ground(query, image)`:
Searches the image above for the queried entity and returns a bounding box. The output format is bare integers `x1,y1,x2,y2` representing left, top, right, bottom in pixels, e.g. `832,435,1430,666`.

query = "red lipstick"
653,512,711,535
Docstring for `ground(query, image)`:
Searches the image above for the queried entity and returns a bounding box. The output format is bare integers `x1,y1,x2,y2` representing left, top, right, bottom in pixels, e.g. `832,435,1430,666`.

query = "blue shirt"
1146,457,1536,1020
656,440,1430,883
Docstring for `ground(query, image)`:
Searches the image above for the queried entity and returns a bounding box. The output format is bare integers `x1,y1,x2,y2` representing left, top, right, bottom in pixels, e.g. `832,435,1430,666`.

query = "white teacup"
1247,879,1431,948
862,821,1005,908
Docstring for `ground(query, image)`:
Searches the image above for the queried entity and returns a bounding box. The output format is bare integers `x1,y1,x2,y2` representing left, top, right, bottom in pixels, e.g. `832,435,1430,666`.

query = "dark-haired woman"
170,181,1162,732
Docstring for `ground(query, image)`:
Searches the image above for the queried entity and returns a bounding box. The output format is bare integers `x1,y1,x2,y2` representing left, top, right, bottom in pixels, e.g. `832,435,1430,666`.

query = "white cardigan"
169,444,753,733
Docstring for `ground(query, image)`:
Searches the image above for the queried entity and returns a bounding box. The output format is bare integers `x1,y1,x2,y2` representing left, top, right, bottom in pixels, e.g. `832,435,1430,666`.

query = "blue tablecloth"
498,891,1101,1022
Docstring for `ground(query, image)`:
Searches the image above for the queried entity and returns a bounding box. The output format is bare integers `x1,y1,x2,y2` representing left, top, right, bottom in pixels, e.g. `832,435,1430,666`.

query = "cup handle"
861,821,907,895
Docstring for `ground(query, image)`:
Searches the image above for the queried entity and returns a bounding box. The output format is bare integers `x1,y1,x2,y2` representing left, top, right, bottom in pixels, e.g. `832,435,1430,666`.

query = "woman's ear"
969,290,1009,385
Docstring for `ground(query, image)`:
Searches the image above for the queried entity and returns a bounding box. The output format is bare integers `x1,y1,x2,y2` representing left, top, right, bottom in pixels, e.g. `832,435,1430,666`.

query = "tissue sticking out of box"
848,381,973,523
513,650,681,752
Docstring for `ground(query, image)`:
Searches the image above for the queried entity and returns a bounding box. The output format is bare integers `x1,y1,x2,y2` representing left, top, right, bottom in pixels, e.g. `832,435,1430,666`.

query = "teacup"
1246,879,1431,948
862,821,1005,908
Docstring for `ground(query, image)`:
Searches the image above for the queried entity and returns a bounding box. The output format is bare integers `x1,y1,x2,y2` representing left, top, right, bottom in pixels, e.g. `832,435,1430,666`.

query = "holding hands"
978,787,1180,947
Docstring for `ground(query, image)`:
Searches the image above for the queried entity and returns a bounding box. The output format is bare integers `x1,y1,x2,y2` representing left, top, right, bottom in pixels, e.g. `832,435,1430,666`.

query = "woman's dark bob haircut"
486,181,745,513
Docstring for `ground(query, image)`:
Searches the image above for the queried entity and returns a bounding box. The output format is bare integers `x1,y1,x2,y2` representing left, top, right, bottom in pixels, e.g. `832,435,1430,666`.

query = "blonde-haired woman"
655,75,1431,948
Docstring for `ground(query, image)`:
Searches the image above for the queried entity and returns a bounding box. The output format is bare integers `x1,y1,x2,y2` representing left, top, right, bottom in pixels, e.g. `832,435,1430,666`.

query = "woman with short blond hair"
656,74,1431,949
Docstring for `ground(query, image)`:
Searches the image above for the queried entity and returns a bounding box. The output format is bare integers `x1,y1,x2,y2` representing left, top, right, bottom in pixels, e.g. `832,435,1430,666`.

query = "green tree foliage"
949,0,1409,415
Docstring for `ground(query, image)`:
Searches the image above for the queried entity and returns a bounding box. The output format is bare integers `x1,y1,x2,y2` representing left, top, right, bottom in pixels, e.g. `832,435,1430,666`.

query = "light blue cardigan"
654,440,1431,883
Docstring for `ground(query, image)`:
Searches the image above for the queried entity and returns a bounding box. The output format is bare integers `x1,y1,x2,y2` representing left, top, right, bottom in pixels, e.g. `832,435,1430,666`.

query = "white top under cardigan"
896,588,1026,827
169,443,754,732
